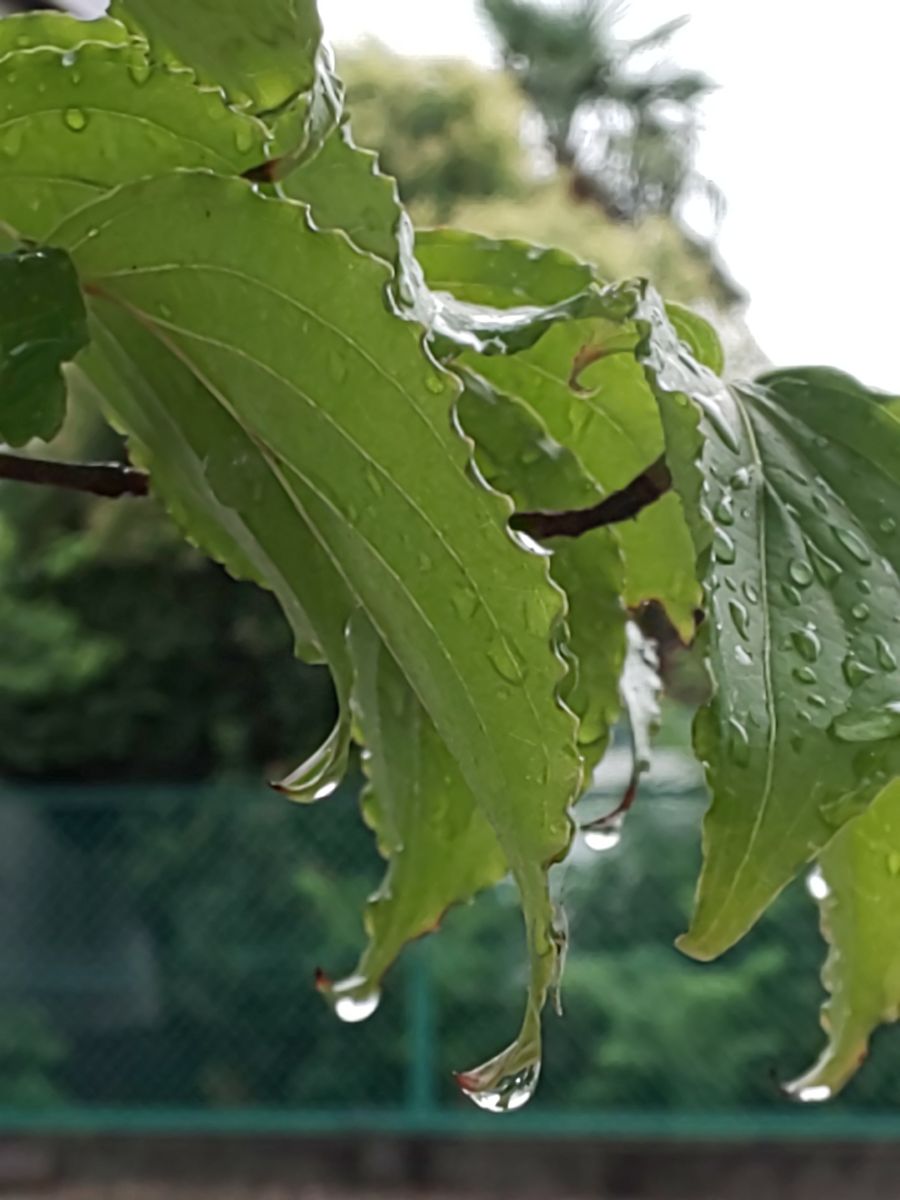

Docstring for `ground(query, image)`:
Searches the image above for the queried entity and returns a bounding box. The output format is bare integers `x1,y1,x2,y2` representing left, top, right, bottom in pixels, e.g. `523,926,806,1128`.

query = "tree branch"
0,452,150,499
514,456,672,540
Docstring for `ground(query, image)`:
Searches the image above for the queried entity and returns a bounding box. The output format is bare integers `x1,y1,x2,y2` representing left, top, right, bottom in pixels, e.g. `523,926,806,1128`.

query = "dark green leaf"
0,246,87,445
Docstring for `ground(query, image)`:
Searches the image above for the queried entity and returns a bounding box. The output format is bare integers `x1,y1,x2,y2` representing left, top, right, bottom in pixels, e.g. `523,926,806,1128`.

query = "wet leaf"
53,171,581,1089
637,297,900,960
109,0,323,114
0,245,87,445
321,613,507,1015
788,779,900,1101
0,31,268,241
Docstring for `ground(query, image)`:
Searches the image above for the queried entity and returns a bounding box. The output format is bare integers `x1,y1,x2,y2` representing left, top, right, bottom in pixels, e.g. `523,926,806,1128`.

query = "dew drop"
809,694,828,709
730,467,752,490
795,1084,832,1104
63,107,88,132
714,493,734,526
794,666,817,685
425,375,445,396
805,867,830,901
842,655,875,689
508,526,552,557
812,493,829,515
60,49,77,67
734,645,753,667
781,584,802,607
584,814,624,854
727,716,750,766
488,638,527,685
728,598,750,640
857,579,873,596
832,703,900,743
791,628,821,663
452,588,478,619
875,637,898,672
809,544,842,589
313,780,339,801
1,125,22,157
851,603,870,623
833,526,871,565
788,559,814,588
458,1063,540,1113
880,516,897,535
742,581,760,605
713,528,736,565
128,60,152,85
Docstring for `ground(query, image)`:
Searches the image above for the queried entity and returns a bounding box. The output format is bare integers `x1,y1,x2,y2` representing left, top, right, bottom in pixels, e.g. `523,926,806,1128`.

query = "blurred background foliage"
7,0,896,1119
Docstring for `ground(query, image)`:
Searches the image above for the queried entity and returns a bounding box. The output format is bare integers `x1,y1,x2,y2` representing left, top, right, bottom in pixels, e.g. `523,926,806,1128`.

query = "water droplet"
789,559,814,588
781,584,802,606
425,375,445,396
63,107,88,132
875,637,898,672
857,579,873,595
727,716,750,766
158,302,172,319
795,1084,832,1104
334,990,381,1024
457,1062,540,1113
794,666,817,684
714,494,734,526
888,852,900,877
812,493,829,515
734,645,753,666
791,628,821,663
584,813,623,854
313,780,339,801
730,467,752,490
1,124,23,157
833,526,871,565
880,516,897,535
713,528,736,565
728,599,750,640
832,703,900,743
742,581,760,605
842,655,875,689
488,638,527,684
61,49,76,68
128,60,152,85
452,588,478,619
851,603,870,623
809,694,828,709
508,526,552,557
808,544,842,589
805,867,830,901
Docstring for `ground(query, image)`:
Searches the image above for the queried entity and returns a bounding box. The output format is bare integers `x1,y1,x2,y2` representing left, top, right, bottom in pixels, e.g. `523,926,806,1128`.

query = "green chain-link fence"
4,751,900,1139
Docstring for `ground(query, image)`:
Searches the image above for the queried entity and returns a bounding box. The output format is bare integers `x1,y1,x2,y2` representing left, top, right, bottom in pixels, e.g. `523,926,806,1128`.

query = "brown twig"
515,456,672,540
0,451,150,498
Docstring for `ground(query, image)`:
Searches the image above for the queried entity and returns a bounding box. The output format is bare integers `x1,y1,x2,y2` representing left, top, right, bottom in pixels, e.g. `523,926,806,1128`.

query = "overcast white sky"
320,0,900,390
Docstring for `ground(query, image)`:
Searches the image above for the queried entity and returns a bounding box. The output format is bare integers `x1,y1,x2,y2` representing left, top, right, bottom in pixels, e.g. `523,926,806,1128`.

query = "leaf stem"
515,456,672,540
0,452,149,499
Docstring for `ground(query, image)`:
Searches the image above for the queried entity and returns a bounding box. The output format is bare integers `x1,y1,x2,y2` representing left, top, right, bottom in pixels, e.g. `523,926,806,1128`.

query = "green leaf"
0,245,87,445
0,34,268,241
109,0,323,114
0,10,130,55
637,298,900,960
55,170,581,1085
279,125,402,263
787,779,900,1101
320,612,507,1016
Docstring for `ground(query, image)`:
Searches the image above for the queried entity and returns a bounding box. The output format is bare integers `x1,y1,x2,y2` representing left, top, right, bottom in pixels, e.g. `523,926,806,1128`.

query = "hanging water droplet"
334,991,381,1024
63,107,88,131
794,666,817,685
488,638,526,685
833,526,871,565
584,814,623,854
842,655,875,689
713,528,736,565
714,493,734,526
791,628,821,663
805,867,830,901
875,637,898,672
457,1062,541,1113
851,603,870,623
795,1084,832,1104
313,780,339,801
508,527,552,557
788,559,814,588
728,599,750,640
742,581,760,605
